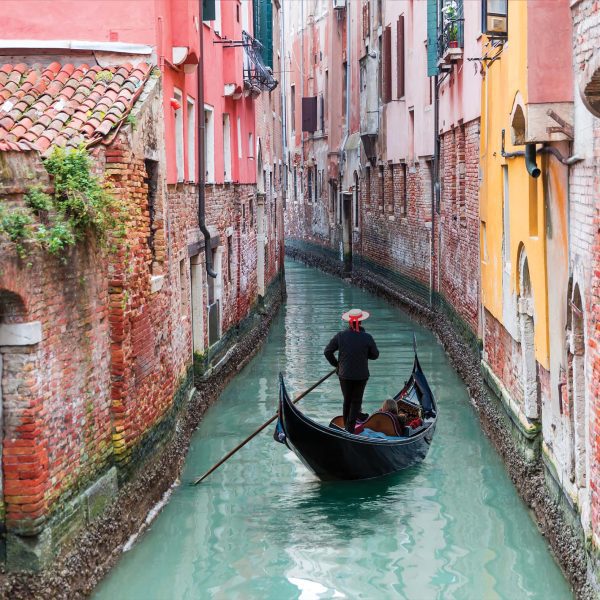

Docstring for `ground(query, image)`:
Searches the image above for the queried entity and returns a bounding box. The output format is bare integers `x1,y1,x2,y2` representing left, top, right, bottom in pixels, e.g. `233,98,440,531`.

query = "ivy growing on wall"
0,146,126,260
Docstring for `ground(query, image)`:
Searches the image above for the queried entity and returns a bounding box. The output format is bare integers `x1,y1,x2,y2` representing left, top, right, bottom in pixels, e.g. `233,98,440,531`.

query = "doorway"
342,192,353,274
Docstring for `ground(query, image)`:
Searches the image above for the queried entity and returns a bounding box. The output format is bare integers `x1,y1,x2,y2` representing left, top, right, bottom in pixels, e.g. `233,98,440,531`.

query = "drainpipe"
524,143,541,178
431,73,440,307
198,1,217,278
339,2,351,176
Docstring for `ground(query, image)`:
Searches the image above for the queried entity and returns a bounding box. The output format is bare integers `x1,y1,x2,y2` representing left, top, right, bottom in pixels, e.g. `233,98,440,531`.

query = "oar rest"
361,412,403,437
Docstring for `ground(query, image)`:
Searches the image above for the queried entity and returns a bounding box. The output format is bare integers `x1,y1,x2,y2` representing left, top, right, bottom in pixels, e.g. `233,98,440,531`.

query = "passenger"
378,399,407,434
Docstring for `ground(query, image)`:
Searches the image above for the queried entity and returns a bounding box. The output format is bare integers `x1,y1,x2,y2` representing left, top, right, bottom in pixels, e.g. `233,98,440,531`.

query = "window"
204,106,215,182
290,84,296,134
366,166,371,206
293,167,297,202
186,97,196,181
402,163,408,216
383,26,392,103
308,168,313,203
324,70,329,125
248,132,254,158
408,109,415,162
319,93,324,132
237,116,243,158
353,172,359,228
179,258,187,314
389,164,394,213
397,16,405,99
236,1,240,22
482,0,508,38
213,0,222,35
144,159,158,264
174,88,184,182
249,197,254,227
342,62,348,125
223,113,232,181
227,235,233,281
379,165,385,211
242,203,246,232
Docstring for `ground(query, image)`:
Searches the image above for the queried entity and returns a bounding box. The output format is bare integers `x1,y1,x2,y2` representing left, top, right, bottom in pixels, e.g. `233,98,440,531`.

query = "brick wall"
436,120,480,334
356,161,433,297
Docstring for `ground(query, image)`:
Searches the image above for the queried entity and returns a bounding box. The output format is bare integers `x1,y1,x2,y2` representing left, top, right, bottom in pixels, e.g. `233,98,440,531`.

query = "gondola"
274,351,437,481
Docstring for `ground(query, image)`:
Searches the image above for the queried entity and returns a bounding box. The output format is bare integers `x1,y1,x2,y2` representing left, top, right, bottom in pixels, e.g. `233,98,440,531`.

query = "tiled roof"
0,61,152,155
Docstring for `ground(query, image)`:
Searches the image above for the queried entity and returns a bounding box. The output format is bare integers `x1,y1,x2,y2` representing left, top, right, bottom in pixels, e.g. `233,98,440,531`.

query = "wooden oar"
191,369,336,485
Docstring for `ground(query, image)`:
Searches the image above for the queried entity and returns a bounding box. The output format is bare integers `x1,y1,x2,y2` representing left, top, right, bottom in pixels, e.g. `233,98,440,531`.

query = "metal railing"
438,1,464,59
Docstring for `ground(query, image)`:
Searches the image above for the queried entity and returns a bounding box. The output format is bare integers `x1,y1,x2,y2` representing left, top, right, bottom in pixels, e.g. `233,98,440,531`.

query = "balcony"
242,31,278,93
437,0,464,68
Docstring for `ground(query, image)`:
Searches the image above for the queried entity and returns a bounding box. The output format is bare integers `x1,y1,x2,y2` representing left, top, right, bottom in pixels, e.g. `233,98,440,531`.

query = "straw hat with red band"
341,308,370,322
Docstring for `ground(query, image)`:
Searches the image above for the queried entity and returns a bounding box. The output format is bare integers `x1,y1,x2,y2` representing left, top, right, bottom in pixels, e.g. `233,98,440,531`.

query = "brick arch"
579,51,600,118
0,290,27,324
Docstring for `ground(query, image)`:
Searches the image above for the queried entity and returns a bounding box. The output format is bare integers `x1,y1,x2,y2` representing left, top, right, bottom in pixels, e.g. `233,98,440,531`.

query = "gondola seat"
329,412,404,436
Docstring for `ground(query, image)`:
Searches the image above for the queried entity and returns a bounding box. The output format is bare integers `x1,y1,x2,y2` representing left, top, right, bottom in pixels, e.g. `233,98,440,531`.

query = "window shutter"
427,0,439,76
397,16,405,98
383,26,392,104
203,0,216,21
302,96,318,132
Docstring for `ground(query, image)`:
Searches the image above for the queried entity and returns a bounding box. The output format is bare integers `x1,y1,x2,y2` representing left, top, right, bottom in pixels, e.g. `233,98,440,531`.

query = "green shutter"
252,0,273,69
203,0,215,22
265,1,273,69
427,0,438,76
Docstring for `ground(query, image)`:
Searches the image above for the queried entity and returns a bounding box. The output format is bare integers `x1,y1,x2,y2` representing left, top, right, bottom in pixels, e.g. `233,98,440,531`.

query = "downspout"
431,72,440,307
198,1,217,278
339,2,351,175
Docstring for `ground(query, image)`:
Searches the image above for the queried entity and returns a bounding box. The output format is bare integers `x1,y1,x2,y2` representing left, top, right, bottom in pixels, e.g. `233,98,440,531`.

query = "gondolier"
324,308,379,433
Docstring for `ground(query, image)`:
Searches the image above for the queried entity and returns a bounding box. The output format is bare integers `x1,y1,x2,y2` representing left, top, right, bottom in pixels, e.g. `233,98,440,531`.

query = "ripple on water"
93,261,572,600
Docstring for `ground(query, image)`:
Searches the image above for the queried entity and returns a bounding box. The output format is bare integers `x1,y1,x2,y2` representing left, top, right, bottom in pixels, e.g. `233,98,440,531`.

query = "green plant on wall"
0,145,127,260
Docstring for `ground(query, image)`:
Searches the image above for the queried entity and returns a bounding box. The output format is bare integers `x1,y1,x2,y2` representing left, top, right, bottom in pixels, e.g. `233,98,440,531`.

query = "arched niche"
510,93,527,146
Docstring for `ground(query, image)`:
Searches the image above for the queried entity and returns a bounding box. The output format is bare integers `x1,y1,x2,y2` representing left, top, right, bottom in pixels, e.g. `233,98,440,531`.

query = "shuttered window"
383,26,392,104
397,16,405,99
302,96,318,133
253,0,273,69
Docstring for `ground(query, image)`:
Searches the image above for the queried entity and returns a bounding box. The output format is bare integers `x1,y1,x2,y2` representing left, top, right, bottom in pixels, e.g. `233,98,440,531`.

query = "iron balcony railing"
242,30,278,92
438,1,464,59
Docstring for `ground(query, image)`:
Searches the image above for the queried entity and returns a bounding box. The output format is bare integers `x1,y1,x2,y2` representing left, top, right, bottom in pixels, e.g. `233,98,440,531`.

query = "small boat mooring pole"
191,369,336,485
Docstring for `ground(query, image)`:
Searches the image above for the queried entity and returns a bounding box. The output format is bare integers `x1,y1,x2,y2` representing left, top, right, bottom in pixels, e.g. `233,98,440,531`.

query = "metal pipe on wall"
198,0,217,278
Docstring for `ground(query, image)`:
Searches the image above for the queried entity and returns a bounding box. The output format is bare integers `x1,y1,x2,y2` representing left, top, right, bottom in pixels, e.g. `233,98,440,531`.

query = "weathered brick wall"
484,309,524,406
102,138,194,470
437,120,480,334
0,213,113,534
356,161,432,298
571,0,600,548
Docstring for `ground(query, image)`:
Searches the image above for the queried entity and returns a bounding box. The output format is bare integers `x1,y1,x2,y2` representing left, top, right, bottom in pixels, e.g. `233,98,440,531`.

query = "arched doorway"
517,248,539,420
0,290,41,530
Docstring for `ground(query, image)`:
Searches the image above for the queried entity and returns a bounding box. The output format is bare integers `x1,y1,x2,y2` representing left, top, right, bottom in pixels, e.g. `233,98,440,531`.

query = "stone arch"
517,246,539,419
0,290,27,324
510,92,527,146
568,283,587,488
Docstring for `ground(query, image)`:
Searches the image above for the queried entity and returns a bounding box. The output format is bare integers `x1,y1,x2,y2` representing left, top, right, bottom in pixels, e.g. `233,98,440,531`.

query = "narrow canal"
94,260,571,599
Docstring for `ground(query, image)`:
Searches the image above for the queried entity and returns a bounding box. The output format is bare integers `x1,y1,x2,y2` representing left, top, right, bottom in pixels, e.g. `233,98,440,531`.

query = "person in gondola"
378,399,408,434
324,308,379,433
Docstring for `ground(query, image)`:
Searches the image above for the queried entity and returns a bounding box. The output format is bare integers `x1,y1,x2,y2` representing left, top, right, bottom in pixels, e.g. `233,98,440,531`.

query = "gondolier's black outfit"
324,326,379,432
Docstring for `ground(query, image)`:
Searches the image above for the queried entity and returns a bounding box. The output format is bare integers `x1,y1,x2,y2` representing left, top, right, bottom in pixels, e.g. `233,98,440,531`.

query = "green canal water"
94,260,572,600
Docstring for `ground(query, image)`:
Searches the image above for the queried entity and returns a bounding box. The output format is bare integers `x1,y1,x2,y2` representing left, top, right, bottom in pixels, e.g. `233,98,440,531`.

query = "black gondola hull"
282,397,435,480
277,355,437,481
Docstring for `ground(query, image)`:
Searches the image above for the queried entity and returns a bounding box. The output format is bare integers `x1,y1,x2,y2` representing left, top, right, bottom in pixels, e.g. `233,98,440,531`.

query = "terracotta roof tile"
0,61,153,155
